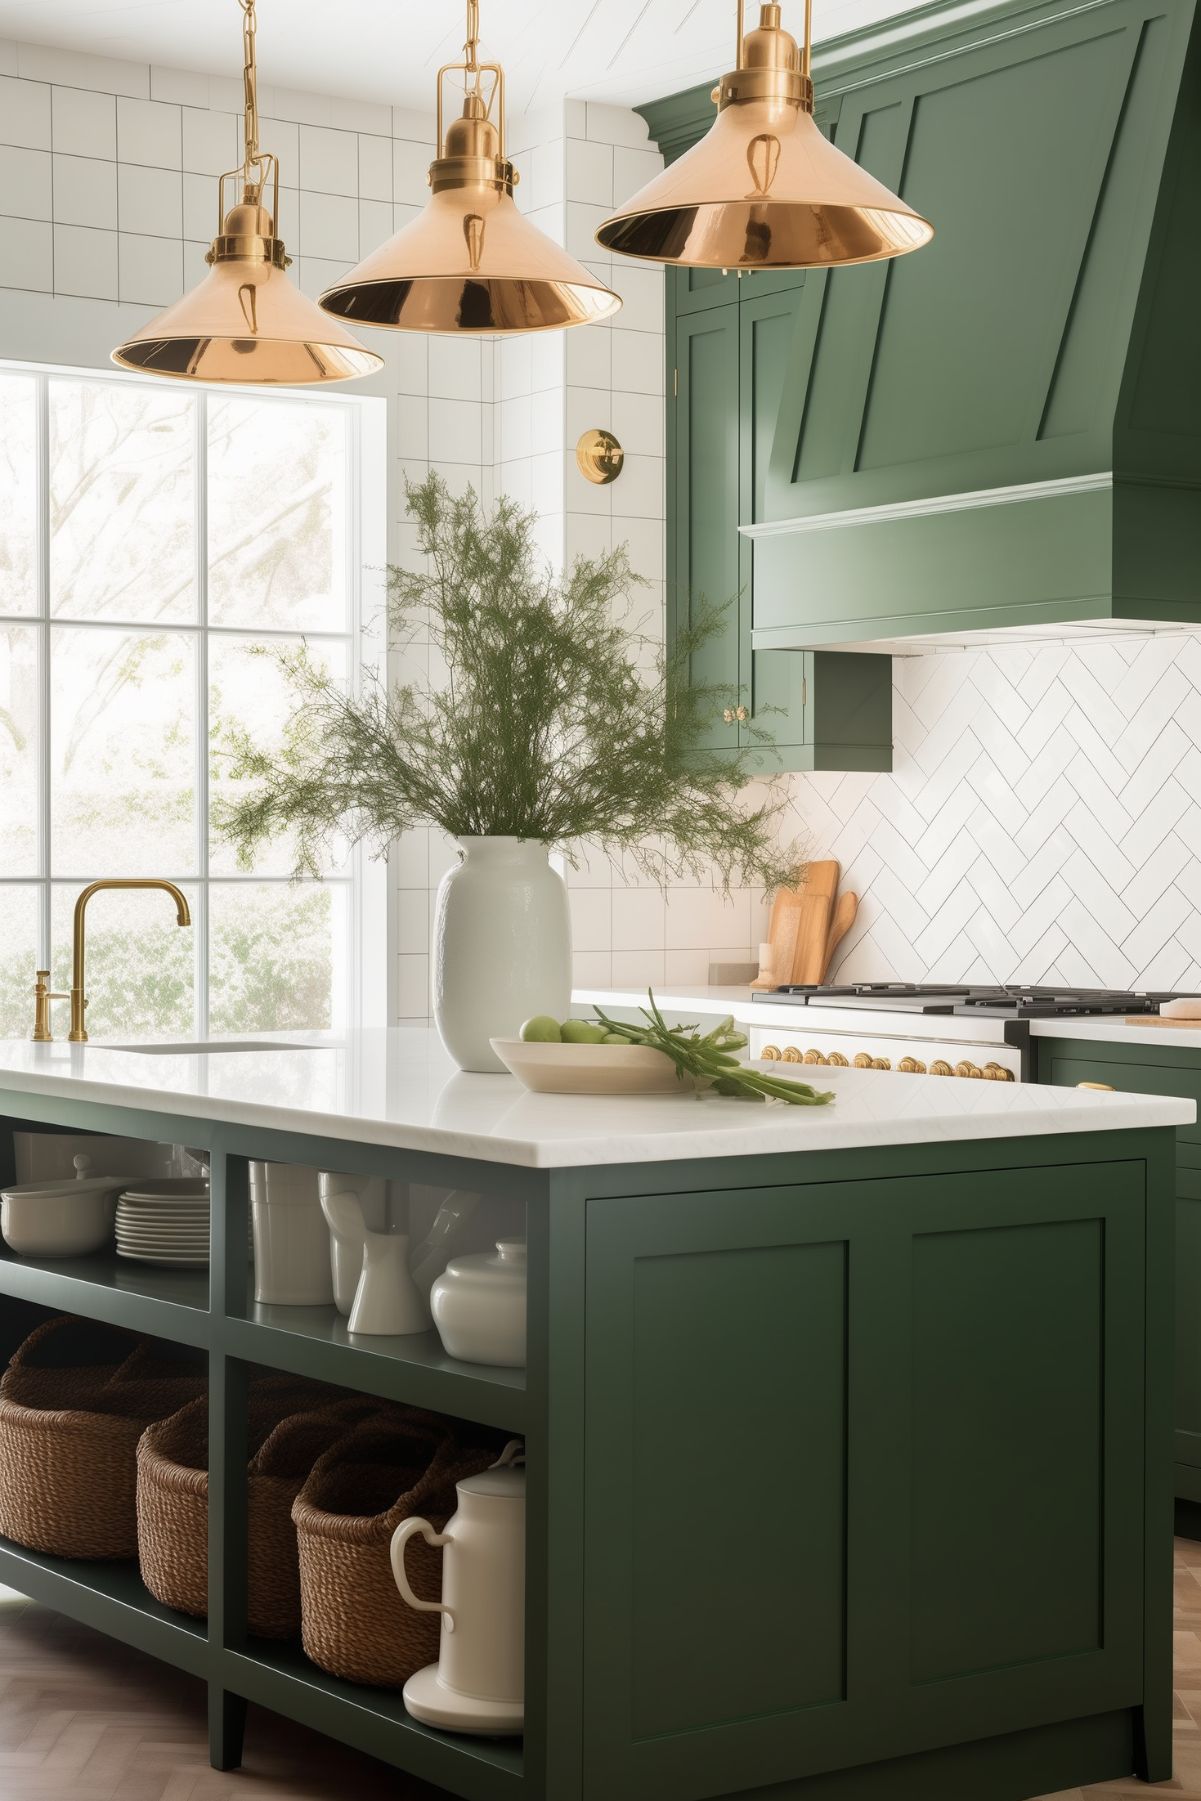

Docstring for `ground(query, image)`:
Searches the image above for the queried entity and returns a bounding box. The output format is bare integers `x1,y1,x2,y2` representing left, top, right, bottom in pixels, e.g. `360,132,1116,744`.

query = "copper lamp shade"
596,1,932,270
113,0,380,385
320,2,620,334
114,197,382,383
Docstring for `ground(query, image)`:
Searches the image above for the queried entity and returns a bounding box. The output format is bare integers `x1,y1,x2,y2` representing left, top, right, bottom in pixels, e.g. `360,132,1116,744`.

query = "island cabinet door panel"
1041,1046,1201,1479
581,1165,1146,1801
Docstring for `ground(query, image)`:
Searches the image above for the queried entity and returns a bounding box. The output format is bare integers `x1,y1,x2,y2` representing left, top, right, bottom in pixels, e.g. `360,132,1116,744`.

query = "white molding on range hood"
738,470,1114,538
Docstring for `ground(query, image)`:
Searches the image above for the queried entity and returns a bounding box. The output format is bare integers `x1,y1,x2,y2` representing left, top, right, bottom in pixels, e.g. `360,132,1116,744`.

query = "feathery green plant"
215,474,805,890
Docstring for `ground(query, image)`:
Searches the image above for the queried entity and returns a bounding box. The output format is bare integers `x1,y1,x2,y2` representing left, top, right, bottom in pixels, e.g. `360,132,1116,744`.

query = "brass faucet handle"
31,969,70,1043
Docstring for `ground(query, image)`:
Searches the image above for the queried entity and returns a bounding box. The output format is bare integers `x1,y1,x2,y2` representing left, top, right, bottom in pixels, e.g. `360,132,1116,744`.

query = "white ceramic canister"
432,836,571,1074
250,1162,334,1307
430,1239,526,1367
392,1442,525,1735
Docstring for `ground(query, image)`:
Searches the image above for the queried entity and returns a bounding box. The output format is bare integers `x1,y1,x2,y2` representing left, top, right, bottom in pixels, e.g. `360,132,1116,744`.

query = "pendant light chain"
239,0,262,189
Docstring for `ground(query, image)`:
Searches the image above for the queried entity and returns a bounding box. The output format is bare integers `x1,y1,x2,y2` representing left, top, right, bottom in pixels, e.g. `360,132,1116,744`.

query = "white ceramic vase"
249,1161,335,1307
432,837,571,1074
317,1172,429,1337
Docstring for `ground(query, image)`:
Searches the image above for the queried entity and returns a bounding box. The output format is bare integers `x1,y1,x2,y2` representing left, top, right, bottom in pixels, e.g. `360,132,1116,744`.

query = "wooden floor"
2,1545,1201,1801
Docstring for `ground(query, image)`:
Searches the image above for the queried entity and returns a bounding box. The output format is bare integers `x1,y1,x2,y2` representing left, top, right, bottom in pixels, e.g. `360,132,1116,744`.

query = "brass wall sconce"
576,429,625,485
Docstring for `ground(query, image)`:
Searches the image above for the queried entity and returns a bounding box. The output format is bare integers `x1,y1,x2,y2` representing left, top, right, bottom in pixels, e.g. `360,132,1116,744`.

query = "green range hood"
648,0,1201,652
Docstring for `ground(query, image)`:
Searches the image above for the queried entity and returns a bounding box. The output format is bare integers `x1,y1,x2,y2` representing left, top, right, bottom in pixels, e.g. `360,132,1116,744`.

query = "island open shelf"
0,1049,1188,1801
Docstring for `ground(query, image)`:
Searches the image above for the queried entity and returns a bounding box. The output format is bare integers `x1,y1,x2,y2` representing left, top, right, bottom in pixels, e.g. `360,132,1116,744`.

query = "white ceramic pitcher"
391,1441,525,1735
317,1173,428,1336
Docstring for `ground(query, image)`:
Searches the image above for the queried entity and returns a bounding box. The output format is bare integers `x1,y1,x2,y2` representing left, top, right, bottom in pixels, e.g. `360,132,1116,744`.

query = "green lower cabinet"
1038,1039,1201,1498
668,272,893,773
582,1161,1149,1799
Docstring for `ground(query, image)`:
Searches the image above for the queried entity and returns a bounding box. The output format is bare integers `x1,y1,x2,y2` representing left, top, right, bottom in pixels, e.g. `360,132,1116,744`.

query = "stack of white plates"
116,1180,212,1268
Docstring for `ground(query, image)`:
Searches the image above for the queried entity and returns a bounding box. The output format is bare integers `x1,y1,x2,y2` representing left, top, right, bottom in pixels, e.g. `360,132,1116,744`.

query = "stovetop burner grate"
753,982,1174,1019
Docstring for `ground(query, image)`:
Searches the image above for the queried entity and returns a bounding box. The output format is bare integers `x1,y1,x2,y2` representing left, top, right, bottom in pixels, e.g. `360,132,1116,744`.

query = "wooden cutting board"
822,891,858,981
793,894,832,984
750,885,804,989
1123,1015,1201,1028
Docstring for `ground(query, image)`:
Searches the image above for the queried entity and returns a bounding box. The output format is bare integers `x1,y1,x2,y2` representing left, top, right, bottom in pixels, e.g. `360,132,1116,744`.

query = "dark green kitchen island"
0,1029,1189,1801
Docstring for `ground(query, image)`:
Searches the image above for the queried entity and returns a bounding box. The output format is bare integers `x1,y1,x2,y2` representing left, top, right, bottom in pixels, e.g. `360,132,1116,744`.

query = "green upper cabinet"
646,0,1201,651
667,268,893,771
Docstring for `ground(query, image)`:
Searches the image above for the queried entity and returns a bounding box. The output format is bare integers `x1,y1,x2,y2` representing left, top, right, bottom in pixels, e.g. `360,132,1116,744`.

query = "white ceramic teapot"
391,1440,525,1735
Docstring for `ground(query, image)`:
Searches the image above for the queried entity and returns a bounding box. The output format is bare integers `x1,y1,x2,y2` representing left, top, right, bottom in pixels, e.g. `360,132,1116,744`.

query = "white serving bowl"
0,1177,128,1258
490,1037,695,1096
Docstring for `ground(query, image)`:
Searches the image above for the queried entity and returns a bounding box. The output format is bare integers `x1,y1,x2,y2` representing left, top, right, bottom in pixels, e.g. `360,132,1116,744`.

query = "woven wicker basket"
136,1381,376,1637
0,1316,206,1560
292,1413,504,1688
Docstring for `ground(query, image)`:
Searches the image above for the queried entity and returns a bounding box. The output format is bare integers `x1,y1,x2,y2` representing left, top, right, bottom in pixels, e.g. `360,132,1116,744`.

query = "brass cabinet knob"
722,707,735,724
929,1060,953,1076
781,1045,803,1063
1077,1080,1115,1092
802,1049,827,1065
826,1051,849,1067
983,1062,1015,1081
898,1056,926,1074
956,1061,984,1078
761,1044,782,1060
852,1052,874,1069
735,705,748,722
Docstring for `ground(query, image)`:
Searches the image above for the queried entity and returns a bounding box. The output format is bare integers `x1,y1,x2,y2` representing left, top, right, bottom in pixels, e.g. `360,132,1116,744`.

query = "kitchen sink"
92,1040,318,1055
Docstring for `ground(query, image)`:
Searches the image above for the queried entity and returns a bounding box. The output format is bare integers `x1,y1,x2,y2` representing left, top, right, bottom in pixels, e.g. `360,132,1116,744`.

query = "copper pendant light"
112,0,381,384
596,0,933,270
318,0,620,334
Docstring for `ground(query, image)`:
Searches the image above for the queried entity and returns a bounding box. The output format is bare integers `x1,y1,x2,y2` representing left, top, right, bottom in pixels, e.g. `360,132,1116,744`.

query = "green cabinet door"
667,272,893,773
582,1164,1146,1800
670,301,742,753
1039,1039,1201,1493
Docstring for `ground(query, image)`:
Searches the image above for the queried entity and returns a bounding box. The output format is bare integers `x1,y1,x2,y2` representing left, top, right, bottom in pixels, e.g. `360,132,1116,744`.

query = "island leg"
208,1687,248,1771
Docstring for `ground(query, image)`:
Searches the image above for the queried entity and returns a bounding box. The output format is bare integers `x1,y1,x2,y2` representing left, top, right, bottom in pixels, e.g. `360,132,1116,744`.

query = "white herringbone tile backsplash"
804,634,1201,994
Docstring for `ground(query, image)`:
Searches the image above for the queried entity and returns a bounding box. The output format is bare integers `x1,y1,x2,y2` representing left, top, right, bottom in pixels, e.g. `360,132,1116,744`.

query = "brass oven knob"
898,1056,926,1074
826,1051,848,1067
802,1049,827,1065
983,1062,1014,1081
781,1045,803,1063
761,1044,782,1060
853,1052,874,1069
955,1060,983,1078
872,1056,892,1071
929,1060,953,1076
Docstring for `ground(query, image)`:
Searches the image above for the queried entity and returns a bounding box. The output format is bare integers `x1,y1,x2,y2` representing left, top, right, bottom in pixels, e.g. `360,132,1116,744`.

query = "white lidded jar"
432,836,571,1073
431,1239,527,1368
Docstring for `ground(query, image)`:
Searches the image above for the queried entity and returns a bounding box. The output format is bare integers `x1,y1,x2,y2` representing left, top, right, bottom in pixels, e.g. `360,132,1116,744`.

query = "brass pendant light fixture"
596,0,933,270
112,0,381,384
318,0,620,333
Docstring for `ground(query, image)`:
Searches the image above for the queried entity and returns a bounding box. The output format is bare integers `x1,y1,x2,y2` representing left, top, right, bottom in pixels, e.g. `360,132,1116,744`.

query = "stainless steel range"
746,985,1174,1081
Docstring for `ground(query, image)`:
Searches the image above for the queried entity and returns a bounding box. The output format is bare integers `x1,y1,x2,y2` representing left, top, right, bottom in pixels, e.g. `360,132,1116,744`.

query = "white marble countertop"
0,1028,1189,1170
579,986,1201,1050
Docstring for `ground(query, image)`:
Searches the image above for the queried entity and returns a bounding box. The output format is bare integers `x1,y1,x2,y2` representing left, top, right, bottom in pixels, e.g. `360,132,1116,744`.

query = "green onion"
591,991,834,1107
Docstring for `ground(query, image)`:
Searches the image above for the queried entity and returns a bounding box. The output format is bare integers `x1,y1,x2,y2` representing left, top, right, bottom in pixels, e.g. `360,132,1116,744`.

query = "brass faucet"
31,879,192,1044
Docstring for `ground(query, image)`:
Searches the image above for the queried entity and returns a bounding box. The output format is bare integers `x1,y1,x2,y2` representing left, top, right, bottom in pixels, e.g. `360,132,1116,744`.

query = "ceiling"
0,0,905,113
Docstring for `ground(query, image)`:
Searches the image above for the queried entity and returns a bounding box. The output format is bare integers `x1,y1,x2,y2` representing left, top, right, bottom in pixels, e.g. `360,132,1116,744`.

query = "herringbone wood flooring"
0,1584,441,1800
3,1542,1201,1800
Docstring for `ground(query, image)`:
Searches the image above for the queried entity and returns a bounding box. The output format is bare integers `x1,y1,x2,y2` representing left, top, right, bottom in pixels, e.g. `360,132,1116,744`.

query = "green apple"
560,1019,607,1044
520,1015,562,1042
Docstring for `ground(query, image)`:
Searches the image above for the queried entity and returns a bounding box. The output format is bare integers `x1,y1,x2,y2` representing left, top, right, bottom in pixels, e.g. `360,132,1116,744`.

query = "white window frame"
0,357,388,1036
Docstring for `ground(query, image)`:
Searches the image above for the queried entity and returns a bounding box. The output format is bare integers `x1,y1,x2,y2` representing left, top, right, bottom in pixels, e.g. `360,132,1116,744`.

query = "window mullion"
195,391,210,1039
35,374,51,971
